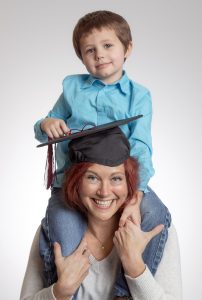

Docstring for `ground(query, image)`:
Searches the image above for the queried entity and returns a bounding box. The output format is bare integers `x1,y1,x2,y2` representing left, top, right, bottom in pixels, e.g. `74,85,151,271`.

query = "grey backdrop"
1,0,201,299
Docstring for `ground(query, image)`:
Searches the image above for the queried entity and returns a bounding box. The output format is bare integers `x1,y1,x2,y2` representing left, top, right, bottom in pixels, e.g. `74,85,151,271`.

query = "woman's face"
79,163,128,221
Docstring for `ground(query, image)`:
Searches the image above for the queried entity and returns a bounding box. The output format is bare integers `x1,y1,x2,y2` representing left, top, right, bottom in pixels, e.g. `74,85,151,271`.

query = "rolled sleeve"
34,118,48,143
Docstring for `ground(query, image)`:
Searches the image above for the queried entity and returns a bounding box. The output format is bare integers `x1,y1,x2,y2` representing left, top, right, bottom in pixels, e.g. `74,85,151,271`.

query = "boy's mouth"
96,62,111,69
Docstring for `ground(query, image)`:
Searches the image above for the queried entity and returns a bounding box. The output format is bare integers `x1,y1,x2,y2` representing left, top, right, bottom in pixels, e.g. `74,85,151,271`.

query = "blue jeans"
39,187,171,297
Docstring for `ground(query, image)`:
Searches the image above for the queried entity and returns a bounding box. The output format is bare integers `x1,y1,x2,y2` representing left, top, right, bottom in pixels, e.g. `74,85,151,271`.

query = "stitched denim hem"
40,214,57,286
149,210,171,274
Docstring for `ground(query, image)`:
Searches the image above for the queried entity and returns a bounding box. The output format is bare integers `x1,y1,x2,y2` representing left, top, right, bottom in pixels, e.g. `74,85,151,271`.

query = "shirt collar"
116,71,129,94
81,71,129,95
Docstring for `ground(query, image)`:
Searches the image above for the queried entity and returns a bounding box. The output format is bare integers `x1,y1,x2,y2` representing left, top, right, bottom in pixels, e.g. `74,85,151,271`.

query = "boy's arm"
119,90,154,226
129,91,155,192
34,93,71,142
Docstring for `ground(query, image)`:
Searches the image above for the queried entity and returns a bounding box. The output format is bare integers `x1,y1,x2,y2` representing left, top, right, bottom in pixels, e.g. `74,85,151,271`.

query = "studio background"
1,0,201,299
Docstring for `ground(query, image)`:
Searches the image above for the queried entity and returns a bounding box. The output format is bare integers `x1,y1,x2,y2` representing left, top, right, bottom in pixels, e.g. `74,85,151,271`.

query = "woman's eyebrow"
86,170,125,177
85,170,99,176
110,172,125,176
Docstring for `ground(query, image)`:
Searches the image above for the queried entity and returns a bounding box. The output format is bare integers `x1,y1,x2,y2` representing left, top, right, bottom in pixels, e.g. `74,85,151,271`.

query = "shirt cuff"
51,284,74,300
34,118,48,142
125,265,163,299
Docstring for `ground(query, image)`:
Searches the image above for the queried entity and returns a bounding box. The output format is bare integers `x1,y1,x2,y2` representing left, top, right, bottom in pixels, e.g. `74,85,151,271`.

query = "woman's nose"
96,181,110,197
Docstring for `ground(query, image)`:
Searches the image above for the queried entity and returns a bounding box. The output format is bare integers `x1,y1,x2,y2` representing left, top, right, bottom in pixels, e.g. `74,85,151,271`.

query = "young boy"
35,10,171,298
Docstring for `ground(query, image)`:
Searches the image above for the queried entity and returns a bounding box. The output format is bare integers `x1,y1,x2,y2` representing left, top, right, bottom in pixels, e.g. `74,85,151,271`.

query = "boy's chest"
68,87,134,120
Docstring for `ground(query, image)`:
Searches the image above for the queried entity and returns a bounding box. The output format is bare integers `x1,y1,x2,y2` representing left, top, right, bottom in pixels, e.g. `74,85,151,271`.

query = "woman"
20,121,182,299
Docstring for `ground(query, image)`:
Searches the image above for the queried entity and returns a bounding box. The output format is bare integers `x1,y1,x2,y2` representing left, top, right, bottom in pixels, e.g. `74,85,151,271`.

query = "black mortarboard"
38,115,143,188
68,126,129,166
37,115,142,148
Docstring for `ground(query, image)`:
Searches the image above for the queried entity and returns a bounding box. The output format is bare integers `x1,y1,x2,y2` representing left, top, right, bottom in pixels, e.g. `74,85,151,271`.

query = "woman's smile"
91,198,115,209
79,163,128,220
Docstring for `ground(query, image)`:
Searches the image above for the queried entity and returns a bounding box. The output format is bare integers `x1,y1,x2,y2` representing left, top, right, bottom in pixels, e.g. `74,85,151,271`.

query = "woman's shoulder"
167,223,180,250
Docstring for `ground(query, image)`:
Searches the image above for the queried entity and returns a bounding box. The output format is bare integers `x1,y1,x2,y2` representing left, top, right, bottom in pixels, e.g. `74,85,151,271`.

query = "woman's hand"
119,191,143,227
113,220,164,278
53,238,91,300
41,117,70,139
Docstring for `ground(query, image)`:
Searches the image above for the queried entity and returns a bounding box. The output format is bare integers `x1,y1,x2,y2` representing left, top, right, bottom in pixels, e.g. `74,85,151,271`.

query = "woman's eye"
111,176,122,183
87,175,98,182
104,43,113,48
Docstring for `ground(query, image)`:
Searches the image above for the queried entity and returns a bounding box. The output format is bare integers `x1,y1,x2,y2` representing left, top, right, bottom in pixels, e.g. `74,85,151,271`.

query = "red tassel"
44,142,54,189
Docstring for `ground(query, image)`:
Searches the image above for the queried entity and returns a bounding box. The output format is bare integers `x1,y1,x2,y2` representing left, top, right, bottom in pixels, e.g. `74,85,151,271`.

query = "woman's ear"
124,41,133,60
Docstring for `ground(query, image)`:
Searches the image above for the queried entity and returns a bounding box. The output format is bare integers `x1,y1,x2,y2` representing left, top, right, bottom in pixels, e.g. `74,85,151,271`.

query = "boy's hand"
41,117,70,139
119,191,143,227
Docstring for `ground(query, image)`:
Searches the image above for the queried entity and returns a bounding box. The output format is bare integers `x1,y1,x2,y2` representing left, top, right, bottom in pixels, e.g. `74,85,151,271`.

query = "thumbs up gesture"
113,220,164,278
53,238,91,300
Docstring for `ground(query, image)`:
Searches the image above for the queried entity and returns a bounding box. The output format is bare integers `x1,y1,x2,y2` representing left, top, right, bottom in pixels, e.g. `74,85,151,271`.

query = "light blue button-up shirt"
34,72,155,191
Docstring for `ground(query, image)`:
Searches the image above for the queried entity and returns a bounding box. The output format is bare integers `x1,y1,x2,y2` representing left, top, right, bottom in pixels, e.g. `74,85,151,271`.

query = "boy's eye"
86,48,94,54
104,43,113,48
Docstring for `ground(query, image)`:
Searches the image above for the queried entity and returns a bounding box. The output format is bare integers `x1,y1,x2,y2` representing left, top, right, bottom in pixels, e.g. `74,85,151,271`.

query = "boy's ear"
124,41,133,60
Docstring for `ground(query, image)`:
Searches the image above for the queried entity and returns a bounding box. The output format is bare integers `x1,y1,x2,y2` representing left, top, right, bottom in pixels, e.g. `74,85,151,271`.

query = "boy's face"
80,27,132,84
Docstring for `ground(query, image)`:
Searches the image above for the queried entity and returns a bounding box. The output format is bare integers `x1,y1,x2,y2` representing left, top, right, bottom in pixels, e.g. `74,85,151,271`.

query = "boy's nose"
95,49,104,61
95,55,104,61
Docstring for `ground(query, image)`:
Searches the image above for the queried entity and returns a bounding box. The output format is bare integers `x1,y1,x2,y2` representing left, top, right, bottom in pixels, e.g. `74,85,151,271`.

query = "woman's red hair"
63,157,139,213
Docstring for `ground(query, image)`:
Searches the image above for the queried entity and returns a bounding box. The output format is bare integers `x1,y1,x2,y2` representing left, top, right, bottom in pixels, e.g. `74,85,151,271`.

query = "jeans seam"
150,210,171,274
44,208,55,286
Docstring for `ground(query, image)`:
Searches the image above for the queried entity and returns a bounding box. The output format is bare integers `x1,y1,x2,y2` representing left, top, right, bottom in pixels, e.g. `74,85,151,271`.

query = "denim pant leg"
141,187,171,274
113,187,171,297
39,188,87,286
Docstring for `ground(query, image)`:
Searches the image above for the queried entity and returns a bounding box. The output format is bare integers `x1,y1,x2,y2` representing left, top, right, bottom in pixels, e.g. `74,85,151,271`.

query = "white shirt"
20,224,182,300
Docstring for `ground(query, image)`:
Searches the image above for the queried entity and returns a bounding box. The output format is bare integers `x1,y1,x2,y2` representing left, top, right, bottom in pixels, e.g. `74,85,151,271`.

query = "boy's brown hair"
73,10,132,60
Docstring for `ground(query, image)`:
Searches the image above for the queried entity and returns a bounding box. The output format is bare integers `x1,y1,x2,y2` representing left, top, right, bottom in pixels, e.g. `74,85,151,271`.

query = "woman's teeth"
93,199,113,208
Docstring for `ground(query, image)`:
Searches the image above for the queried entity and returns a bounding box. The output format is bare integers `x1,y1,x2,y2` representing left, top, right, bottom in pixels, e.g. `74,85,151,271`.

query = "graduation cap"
37,115,143,148
38,115,143,188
